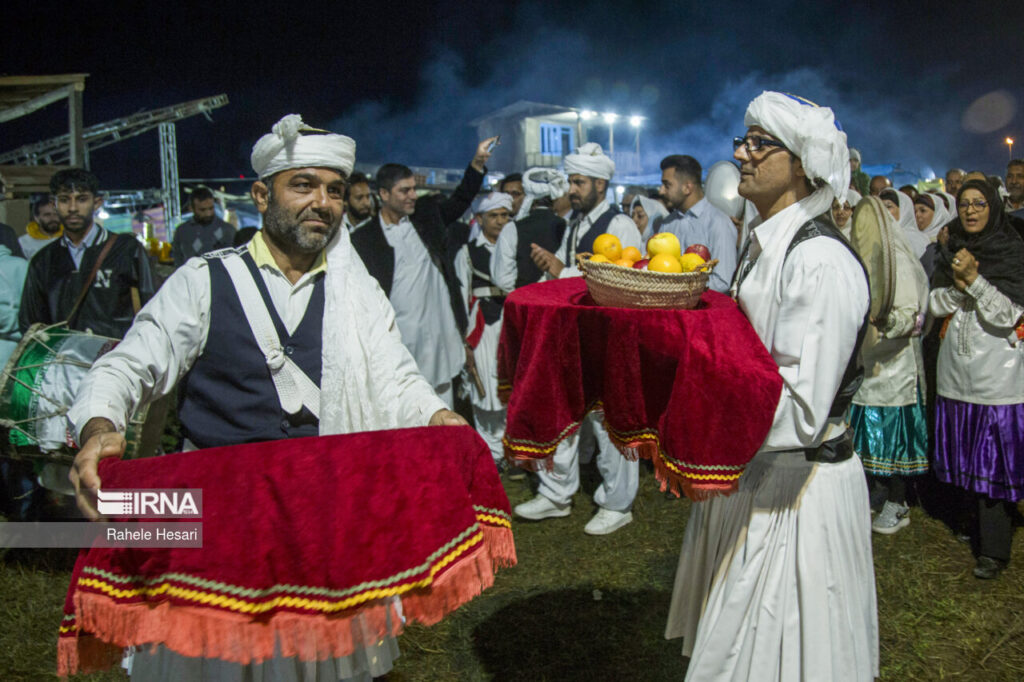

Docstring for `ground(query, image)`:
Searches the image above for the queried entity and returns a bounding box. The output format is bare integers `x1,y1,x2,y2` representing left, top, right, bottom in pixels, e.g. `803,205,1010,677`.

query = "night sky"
4,0,1024,189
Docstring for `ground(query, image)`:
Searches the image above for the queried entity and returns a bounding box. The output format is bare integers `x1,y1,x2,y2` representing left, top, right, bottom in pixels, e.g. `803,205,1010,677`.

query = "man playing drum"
67,114,471,680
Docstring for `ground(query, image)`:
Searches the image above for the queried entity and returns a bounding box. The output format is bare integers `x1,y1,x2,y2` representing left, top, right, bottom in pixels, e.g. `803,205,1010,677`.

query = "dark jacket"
19,226,156,338
351,164,483,335
513,208,566,289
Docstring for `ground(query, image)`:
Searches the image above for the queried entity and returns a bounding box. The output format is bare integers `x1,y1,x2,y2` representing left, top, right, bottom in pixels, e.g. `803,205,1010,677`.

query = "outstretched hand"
472,137,499,173
69,418,125,520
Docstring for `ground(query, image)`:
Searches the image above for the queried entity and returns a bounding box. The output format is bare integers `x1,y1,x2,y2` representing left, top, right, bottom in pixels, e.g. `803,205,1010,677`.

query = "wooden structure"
0,74,89,167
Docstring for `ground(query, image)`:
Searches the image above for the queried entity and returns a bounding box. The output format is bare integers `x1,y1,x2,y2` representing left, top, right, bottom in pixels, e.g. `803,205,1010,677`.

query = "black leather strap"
803,429,854,464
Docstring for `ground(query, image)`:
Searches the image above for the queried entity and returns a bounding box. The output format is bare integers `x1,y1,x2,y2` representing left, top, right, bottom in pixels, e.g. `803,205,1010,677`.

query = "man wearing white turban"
490,167,572,291
456,192,513,465
664,92,877,681
516,144,643,536
68,114,465,681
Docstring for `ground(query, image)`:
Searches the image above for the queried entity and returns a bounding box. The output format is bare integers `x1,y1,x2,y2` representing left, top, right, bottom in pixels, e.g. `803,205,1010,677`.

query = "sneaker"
514,494,570,521
872,501,910,535
583,508,633,536
973,555,1007,580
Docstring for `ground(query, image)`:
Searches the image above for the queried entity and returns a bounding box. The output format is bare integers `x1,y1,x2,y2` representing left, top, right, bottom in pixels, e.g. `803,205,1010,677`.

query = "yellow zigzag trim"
476,513,511,528
78,532,484,615
59,625,77,634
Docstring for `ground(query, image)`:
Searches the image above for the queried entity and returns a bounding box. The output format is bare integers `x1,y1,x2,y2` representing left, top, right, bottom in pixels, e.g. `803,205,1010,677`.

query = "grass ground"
1,461,1022,681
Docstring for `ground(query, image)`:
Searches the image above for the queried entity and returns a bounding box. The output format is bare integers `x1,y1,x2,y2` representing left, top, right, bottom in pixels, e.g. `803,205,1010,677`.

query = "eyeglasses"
733,135,788,154
958,199,989,211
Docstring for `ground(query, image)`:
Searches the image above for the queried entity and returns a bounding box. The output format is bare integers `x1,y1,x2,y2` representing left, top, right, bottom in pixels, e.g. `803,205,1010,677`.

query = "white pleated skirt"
665,450,879,682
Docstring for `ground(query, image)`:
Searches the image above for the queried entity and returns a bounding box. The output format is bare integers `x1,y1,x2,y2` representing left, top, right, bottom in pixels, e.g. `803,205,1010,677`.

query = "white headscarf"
896,191,930,257
522,167,569,200
918,192,949,241
630,195,668,241
476,192,513,215
744,91,851,203
251,114,356,180
564,142,615,180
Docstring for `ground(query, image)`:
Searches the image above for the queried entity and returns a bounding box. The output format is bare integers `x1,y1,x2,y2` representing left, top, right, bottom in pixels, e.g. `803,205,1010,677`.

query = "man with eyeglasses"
665,92,876,681
656,154,737,292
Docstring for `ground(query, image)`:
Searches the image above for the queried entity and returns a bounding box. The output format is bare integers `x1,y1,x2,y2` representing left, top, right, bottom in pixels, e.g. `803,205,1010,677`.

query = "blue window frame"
540,123,574,156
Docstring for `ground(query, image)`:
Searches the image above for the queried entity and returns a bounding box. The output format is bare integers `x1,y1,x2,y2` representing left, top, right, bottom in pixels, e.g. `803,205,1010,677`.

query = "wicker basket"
577,254,717,309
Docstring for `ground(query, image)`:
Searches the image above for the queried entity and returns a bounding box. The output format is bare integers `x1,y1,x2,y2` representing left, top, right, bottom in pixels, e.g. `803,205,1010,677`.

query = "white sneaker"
584,508,633,536
514,494,571,521
872,501,910,535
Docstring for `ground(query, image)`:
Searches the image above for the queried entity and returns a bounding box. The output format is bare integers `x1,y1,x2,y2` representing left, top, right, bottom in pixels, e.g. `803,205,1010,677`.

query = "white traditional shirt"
69,231,446,440
380,215,464,388
455,233,505,412
555,200,642,278
930,275,1024,405
63,223,104,269
657,197,738,293
490,219,520,292
735,200,869,451
19,232,60,260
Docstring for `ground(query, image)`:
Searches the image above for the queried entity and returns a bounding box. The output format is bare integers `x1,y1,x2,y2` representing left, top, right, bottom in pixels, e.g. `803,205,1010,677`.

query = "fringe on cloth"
58,527,516,677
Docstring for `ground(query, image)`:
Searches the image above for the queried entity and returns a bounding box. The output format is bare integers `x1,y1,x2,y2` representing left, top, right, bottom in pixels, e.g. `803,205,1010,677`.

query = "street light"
580,110,596,121
1007,137,1015,160
629,116,644,171
603,113,618,154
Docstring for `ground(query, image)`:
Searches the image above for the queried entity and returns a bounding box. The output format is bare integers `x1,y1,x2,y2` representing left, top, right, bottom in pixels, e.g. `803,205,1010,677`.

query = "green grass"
2,463,1022,681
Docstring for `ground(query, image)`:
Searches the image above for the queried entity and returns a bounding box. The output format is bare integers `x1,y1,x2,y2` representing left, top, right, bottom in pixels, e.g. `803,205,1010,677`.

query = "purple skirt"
933,396,1024,502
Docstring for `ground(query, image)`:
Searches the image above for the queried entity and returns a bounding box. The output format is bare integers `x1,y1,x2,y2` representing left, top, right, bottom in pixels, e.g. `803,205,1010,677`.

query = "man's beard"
263,202,339,254
572,186,600,214
38,219,62,234
348,205,371,223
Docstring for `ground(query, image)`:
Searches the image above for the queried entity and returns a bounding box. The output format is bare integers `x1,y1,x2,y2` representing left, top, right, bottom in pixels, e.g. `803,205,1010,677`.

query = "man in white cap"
516,144,642,535
68,114,466,680
490,167,571,292
455,192,513,466
664,92,876,681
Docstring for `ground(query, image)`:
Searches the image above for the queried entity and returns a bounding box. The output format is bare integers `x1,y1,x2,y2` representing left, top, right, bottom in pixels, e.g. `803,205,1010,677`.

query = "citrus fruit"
621,246,642,262
679,253,706,272
613,258,634,267
589,254,611,263
647,253,683,273
592,233,623,261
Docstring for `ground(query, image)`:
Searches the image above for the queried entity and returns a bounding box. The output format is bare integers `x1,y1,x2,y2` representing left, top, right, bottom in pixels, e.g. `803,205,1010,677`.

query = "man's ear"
251,181,270,214
92,195,105,211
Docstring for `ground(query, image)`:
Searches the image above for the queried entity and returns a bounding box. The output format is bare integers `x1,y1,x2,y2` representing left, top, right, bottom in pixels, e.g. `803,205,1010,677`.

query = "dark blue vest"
178,252,325,449
571,205,622,260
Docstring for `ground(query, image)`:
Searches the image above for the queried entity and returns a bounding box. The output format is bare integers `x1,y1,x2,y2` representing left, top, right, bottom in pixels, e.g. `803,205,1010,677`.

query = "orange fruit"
679,253,706,272
621,246,642,262
589,254,611,263
647,253,683,273
592,233,623,261
613,258,634,267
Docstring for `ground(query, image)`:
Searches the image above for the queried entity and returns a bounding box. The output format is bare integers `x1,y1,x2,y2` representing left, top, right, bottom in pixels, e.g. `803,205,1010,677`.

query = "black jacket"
351,164,483,335
513,208,566,289
19,226,156,338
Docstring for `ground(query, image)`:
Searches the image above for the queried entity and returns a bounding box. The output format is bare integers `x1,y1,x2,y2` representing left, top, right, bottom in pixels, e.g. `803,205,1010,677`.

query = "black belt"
802,429,854,464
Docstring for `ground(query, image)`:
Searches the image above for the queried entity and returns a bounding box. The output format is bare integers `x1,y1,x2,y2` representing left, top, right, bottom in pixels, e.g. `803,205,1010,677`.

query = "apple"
632,258,649,269
685,243,711,261
646,232,681,259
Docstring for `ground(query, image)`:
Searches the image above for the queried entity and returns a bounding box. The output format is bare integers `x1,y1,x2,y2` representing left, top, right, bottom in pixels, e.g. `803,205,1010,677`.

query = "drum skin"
705,160,745,219
849,197,897,323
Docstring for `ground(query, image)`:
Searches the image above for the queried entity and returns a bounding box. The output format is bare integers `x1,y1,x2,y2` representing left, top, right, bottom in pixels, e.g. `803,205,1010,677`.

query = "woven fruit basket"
576,254,718,309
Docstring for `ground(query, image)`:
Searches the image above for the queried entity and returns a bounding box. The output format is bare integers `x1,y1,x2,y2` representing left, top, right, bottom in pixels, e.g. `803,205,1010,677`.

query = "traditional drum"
849,196,898,322
704,160,745,219
0,323,160,492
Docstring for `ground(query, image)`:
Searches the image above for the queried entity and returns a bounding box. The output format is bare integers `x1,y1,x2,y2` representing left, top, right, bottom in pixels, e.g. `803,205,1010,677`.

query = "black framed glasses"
958,199,988,211
733,135,789,154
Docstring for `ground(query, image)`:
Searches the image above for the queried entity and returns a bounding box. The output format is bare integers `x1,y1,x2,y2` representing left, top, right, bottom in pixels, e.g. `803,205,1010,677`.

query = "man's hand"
69,418,126,520
471,137,499,173
530,243,564,277
429,409,469,426
951,248,979,291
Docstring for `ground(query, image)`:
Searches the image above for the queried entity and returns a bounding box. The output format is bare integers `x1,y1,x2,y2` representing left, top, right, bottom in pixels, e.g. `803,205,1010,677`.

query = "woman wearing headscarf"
630,193,668,242
930,179,1024,579
847,197,931,533
828,188,861,240
886,189,931,260
914,192,948,243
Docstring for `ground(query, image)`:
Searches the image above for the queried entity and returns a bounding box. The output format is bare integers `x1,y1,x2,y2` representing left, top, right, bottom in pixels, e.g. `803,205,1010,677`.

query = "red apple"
632,258,649,269
685,243,712,261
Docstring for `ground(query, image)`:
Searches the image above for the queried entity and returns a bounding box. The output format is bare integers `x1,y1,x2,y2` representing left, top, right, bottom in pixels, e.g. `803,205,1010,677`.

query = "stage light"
629,116,643,127
580,110,596,120
603,112,618,124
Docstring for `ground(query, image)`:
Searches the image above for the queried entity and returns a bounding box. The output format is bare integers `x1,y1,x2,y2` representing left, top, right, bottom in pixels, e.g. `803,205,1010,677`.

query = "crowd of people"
0,93,1021,681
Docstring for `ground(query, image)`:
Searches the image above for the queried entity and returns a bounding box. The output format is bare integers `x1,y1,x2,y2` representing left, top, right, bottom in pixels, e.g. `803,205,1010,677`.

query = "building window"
540,123,574,156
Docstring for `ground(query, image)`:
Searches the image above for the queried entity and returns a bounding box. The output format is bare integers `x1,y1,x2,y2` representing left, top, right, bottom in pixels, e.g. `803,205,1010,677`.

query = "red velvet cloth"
497,278,782,499
58,426,515,675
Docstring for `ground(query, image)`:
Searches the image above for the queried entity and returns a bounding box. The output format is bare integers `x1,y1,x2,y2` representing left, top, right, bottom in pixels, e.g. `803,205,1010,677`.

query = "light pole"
603,112,618,155
1007,137,1015,161
630,116,643,173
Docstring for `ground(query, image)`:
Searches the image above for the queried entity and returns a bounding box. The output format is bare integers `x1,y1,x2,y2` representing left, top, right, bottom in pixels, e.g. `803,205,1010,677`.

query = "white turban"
476,192,513,215
744,91,850,202
844,189,863,206
523,167,569,200
849,148,862,162
564,142,615,180
251,114,356,180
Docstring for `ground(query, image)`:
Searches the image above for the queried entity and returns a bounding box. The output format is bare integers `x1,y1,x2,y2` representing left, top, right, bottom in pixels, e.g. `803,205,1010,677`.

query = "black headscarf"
931,179,1024,307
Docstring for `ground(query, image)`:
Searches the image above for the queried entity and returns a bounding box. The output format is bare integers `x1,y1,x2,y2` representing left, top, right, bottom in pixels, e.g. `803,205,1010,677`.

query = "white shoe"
872,501,910,535
514,494,571,521
584,508,633,536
